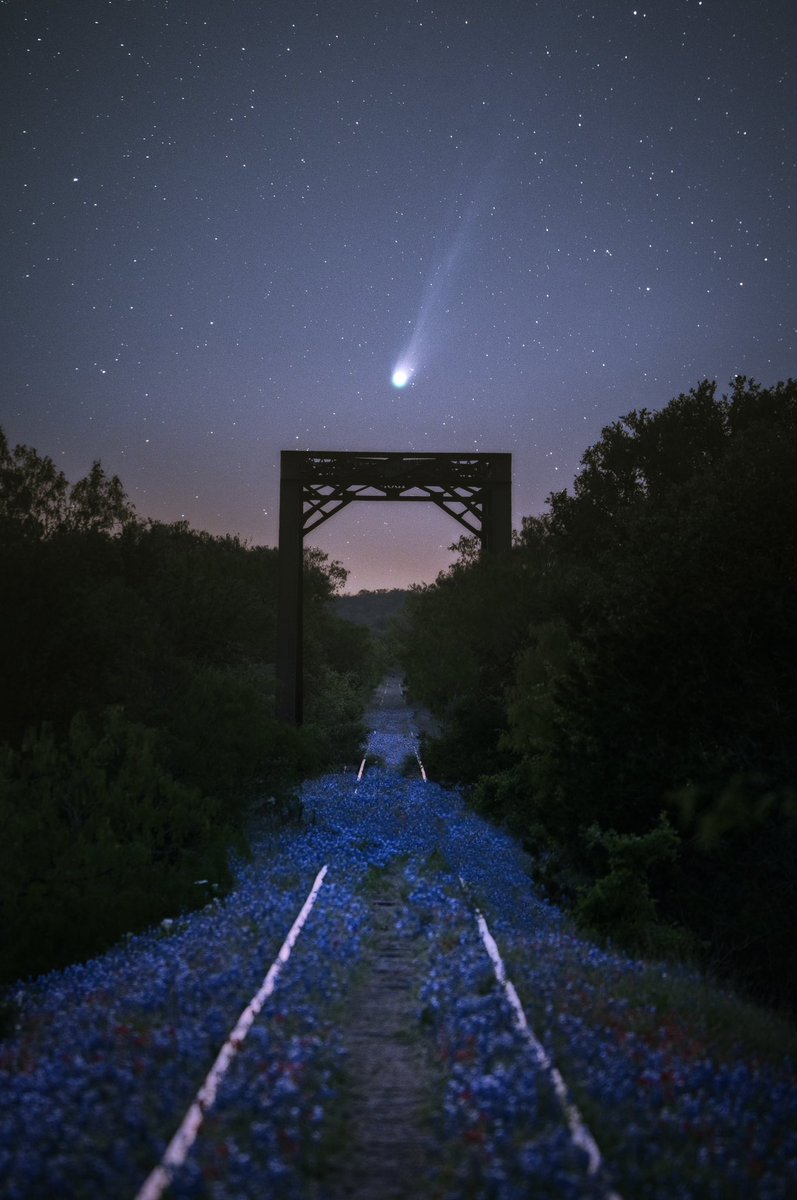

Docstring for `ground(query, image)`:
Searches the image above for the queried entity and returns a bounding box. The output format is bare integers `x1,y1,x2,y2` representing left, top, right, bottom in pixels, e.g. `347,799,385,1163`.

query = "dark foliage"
399,379,797,1008
333,588,408,635
0,429,379,983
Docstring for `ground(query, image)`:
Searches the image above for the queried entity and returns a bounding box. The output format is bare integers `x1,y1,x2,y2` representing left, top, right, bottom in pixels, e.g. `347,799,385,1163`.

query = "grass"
502,917,797,1074
0,989,20,1042
613,962,797,1067
357,856,411,898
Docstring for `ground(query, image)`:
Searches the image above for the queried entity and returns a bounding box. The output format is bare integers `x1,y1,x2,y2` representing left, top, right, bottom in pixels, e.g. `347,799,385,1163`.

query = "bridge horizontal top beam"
281,450,511,487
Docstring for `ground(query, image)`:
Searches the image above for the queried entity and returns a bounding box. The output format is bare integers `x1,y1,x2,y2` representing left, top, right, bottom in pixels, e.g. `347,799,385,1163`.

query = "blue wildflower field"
1,690,795,1198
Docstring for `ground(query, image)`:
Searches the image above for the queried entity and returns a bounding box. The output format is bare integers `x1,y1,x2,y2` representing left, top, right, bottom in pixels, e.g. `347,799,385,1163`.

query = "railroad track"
134,697,621,1200
136,867,329,1200
4,679,793,1198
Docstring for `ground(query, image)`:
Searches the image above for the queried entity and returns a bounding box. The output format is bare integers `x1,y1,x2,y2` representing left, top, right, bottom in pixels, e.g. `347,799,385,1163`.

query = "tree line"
398,378,797,1009
0,429,380,984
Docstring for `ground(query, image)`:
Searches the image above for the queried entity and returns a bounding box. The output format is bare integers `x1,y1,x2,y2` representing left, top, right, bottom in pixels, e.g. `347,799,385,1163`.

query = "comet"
390,180,486,388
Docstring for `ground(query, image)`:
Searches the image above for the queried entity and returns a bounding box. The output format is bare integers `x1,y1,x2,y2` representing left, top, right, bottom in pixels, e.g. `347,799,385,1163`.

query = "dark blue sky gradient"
2,0,795,590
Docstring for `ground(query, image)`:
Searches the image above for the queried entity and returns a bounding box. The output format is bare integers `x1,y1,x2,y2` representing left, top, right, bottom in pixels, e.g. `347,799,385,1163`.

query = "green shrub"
574,816,697,959
162,662,313,804
0,709,232,983
0,428,386,984
303,665,369,767
672,776,797,1004
399,379,797,1006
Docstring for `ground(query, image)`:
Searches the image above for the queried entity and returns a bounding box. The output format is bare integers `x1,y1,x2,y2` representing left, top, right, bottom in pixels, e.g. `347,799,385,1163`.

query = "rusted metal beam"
276,450,511,722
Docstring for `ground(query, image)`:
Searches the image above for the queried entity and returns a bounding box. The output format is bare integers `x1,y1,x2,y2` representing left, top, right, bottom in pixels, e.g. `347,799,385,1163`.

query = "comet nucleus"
391,366,411,388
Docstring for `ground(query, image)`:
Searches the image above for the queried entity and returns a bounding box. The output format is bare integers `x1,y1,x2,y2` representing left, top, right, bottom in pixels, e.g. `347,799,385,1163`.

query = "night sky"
2,1,795,591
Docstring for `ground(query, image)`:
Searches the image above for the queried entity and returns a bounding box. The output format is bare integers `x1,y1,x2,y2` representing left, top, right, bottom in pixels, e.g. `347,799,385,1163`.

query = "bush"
399,379,797,1006
0,428,382,983
0,710,232,983
574,817,697,959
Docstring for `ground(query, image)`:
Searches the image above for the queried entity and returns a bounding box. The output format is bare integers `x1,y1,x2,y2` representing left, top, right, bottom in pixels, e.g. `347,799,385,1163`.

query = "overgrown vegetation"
334,587,408,637
398,378,797,1010
0,428,380,984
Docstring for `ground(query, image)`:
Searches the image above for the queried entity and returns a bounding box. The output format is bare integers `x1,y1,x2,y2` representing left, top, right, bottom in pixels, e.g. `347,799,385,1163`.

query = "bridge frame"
276,450,512,722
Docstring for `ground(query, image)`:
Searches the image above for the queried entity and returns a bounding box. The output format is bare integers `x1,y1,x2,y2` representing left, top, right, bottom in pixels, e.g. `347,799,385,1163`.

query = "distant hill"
334,588,408,634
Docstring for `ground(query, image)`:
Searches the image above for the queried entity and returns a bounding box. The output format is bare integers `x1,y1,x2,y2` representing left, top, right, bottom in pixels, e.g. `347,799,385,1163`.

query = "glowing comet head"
391,365,411,388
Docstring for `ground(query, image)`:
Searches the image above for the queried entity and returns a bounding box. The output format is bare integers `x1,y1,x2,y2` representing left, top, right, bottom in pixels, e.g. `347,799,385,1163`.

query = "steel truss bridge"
277,450,512,722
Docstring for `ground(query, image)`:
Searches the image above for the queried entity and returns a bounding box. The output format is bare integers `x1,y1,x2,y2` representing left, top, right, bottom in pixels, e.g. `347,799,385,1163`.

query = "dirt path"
323,866,440,1199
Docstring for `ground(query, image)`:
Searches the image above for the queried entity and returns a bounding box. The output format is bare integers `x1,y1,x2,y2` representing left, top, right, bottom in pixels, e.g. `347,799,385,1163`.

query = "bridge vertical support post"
482,477,512,556
276,455,304,723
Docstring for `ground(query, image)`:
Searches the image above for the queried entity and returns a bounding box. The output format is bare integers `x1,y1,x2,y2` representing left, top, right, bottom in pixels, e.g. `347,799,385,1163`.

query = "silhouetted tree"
400,378,797,1004
0,427,380,984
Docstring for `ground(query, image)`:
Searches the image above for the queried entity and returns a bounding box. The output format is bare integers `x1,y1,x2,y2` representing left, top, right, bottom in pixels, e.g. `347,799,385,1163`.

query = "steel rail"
134,864,329,1200
462,877,623,1200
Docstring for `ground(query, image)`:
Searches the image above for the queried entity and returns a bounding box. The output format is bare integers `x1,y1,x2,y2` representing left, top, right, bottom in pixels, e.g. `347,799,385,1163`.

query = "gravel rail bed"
323,870,439,1200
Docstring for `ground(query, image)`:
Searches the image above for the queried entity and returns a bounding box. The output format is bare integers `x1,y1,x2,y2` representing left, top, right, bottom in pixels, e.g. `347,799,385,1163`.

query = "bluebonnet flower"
0,723,795,1197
